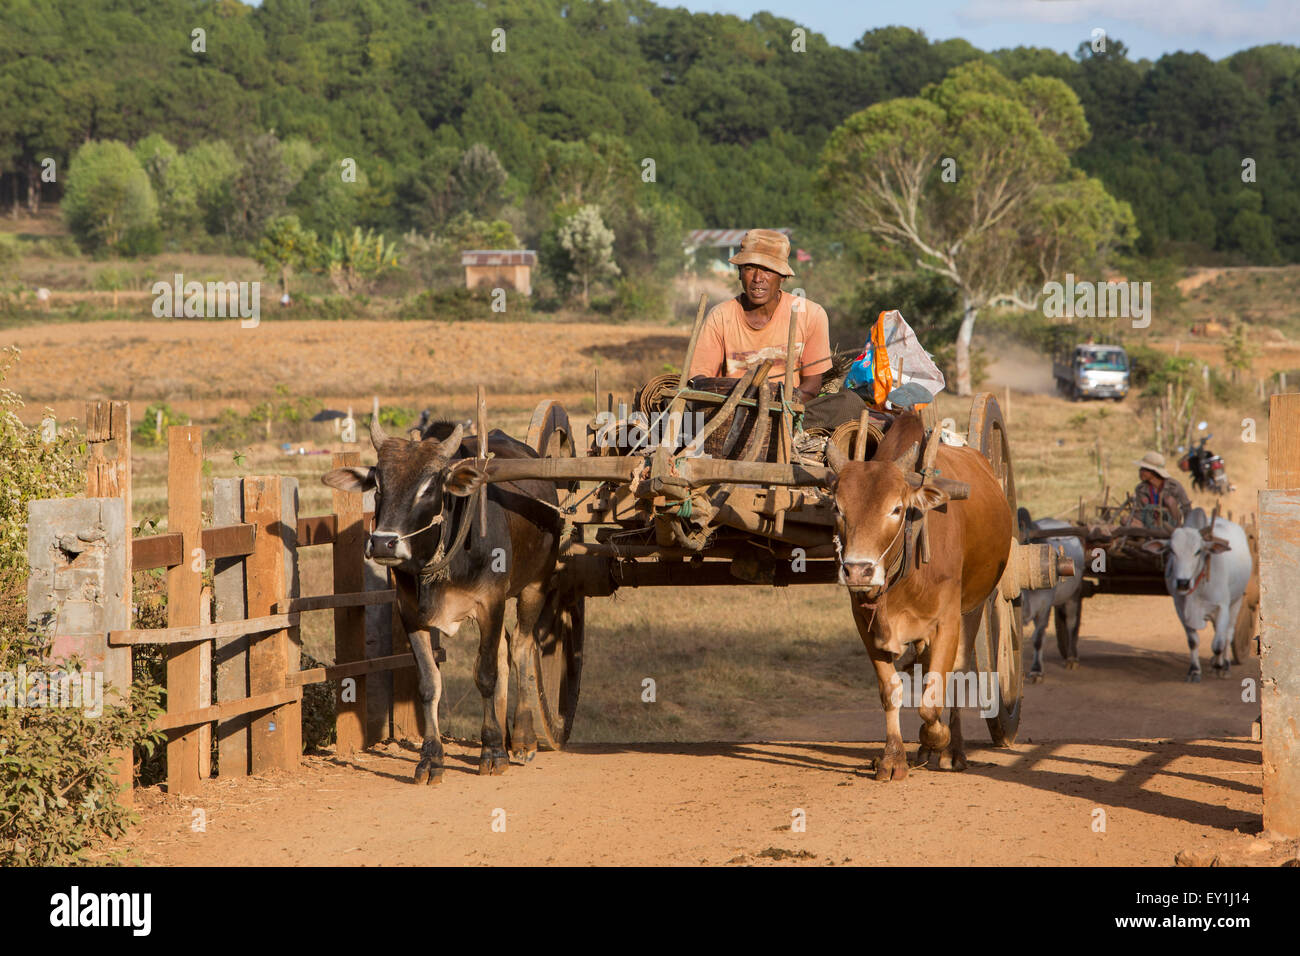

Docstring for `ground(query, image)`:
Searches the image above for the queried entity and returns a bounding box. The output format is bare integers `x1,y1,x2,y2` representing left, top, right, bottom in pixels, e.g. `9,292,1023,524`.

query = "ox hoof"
1028,670,1044,684
874,750,909,782
414,763,444,786
478,748,509,776
938,748,968,772
509,745,538,765
1186,670,1202,684
1212,662,1231,679
1065,658,1080,670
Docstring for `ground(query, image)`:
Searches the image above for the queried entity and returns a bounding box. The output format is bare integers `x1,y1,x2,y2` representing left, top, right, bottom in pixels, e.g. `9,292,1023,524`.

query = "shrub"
132,402,192,448
398,286,528,322
62,140,159,253
0,348,163,864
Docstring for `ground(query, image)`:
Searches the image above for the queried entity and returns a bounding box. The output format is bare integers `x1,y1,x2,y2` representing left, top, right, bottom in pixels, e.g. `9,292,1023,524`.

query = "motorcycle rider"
1129,451,1193,528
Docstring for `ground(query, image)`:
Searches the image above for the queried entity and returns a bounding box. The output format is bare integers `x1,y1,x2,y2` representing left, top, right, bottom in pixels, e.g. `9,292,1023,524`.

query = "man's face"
738,263,783,306
1140,468,1162,487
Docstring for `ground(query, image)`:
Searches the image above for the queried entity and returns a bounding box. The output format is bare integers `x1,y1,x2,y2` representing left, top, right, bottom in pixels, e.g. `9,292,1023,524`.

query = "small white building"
461,250,537,295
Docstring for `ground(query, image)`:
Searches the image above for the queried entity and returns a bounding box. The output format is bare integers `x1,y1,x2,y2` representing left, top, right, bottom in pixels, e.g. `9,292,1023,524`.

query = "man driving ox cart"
686,229,944,431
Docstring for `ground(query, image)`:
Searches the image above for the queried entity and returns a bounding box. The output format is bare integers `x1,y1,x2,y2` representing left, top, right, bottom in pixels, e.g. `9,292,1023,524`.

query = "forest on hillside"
1,0,1295,265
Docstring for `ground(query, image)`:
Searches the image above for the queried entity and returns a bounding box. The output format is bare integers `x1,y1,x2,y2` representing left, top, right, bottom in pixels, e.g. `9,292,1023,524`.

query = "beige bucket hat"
1135,451,1171,479
729,229,795,277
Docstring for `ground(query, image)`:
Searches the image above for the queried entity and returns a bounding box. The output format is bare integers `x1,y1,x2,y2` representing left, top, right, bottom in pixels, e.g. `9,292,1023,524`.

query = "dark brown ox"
322,413,560,783
824,412,1011,781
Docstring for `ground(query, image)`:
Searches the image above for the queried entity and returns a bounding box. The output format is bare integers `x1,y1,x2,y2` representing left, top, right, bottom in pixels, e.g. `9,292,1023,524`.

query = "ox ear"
443,459,485,497
322,466,374,493
908,483,949,513
1141,538,1167,555
1206,536,1232,553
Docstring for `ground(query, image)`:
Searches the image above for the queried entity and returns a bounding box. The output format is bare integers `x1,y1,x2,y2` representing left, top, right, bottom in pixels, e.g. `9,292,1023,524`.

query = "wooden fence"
30,400,421,797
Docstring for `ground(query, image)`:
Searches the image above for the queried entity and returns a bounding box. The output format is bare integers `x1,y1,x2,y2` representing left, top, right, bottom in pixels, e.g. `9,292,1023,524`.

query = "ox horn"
892,441,920,475
370,407,388,451
436,423,465,463
825,438,849,475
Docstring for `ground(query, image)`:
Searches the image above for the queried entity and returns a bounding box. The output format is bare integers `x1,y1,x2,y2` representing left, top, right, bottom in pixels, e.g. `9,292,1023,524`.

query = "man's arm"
794,374,823,404
794,303,832,403
687,309,727,382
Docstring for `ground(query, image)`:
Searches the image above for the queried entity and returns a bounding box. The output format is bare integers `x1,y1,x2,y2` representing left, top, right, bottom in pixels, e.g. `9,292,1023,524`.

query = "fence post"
83,400,133,803
213,478,249,776
243,477,300,773
332,452,367,755
1258,393,1300,836
165,426,205,794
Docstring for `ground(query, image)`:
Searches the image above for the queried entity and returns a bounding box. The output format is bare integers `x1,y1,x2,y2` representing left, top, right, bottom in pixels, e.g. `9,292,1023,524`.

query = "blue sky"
666,0,1299,61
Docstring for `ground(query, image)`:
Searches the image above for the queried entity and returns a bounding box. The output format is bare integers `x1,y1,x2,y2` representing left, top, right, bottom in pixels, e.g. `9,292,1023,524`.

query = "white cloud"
958,0,1300,41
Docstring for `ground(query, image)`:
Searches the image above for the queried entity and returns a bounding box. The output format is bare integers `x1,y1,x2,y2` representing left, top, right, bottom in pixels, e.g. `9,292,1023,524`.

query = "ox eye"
891,505,903,516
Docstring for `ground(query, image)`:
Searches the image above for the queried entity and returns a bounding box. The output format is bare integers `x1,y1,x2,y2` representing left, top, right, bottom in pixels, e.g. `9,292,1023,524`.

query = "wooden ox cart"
473,299,1071,752
1021,495,1259,663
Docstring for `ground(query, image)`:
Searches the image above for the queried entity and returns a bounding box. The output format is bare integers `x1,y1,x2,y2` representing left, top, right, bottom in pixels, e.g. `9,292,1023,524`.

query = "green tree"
454,143,507,219
176,140,239,235
819,61,1132,394
62,141,158,252
255,215,322,297
558,205,619,306
325,227,400,295
224,132,297,243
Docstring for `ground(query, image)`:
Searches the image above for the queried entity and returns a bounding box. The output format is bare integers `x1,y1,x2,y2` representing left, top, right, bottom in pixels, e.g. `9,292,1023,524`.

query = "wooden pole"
1258,392,1300,836
331,451,366,756
213,478,249,777
678,294,709,389
84,400,133,804
243,477,300,773
165,426,205,794
477,385,488,537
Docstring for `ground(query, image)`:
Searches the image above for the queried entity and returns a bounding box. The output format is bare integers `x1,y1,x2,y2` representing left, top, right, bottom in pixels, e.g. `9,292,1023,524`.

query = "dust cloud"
983,338,1056,394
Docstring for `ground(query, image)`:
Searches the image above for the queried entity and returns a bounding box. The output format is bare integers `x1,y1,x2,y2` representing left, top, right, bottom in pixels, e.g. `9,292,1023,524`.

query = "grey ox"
323,413,563,783
1148,508,1252,682
1018,511,1086,680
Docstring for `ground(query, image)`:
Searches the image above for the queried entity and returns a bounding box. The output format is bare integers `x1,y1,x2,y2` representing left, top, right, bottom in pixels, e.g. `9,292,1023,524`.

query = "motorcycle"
1177,422,1232,495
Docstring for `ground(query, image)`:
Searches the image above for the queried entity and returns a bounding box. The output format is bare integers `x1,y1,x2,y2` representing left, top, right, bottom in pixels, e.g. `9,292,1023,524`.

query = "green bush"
132,402,191,448
398,286,526,321
0,347,164,864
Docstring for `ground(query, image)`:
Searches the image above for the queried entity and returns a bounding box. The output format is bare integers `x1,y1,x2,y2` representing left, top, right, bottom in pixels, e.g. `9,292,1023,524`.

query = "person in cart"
1129,451,1192,527
685,229,943,432
686,228,833,407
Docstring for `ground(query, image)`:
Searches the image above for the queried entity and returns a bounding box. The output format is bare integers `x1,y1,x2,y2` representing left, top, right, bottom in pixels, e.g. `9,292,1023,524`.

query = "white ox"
1020,515,1086,680
1150,509,1252,682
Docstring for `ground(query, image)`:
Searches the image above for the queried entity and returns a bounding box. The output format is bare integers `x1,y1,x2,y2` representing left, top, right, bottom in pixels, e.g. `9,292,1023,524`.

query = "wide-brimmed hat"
729,229,794,277
1135,451,1171,479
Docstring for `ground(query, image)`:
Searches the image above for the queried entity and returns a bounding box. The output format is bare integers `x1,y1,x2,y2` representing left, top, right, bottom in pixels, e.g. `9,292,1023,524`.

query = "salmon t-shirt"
687,294,832,388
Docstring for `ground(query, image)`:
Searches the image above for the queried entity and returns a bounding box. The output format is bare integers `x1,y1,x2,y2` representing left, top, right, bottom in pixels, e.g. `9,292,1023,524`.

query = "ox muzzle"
366,531,411,566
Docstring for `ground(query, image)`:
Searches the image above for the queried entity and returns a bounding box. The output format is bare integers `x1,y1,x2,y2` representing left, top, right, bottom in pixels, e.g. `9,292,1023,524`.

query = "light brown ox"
824,412,1012,781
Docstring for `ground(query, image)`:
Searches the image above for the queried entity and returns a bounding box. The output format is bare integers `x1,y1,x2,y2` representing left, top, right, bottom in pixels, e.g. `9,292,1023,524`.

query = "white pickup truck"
1053,344,1130,401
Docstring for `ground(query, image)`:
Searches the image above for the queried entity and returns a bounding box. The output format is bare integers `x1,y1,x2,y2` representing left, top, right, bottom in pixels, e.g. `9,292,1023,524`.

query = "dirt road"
120,594,1285,867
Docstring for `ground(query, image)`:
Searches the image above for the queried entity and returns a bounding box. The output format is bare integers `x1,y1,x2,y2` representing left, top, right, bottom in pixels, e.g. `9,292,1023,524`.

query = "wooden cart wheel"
511,585,585,751
515,398,585,748
527,399,579,488
967,392,1024,747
